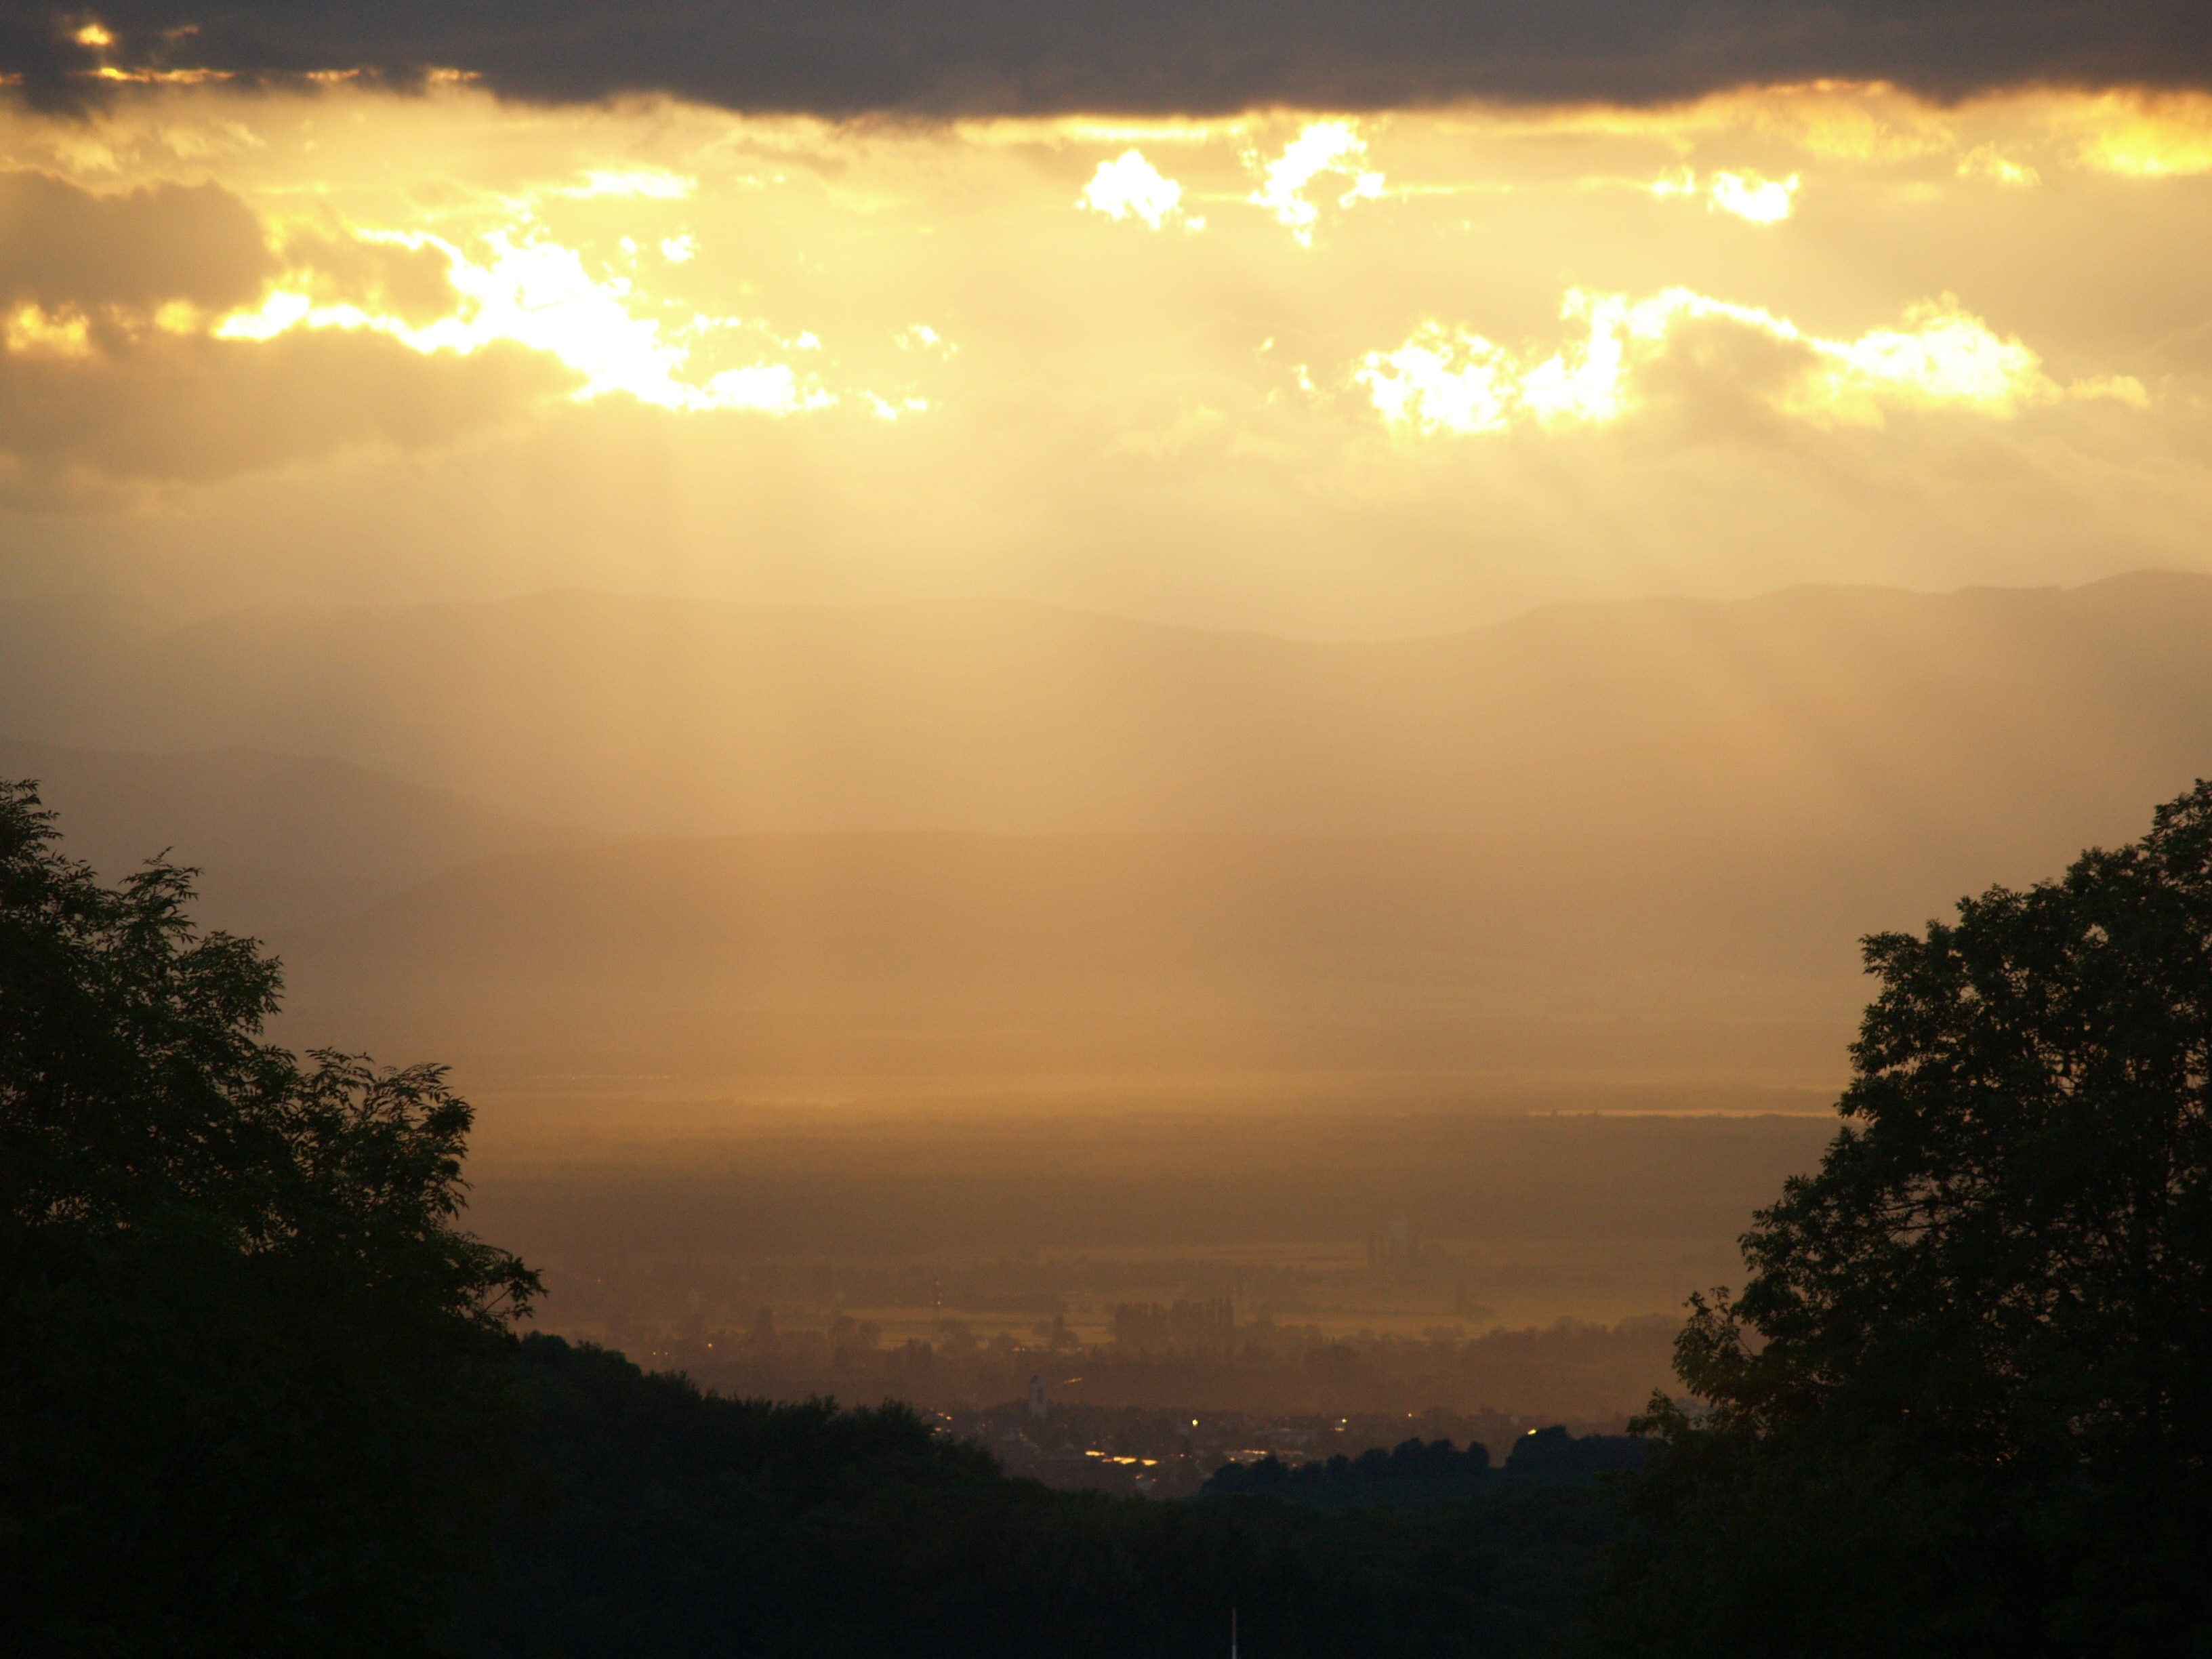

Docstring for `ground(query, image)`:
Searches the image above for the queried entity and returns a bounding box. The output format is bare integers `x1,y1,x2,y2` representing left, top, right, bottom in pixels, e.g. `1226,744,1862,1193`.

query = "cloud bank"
11,1,2212,117
1355,291,2143,438
0,167,577,497
0,82,2202,638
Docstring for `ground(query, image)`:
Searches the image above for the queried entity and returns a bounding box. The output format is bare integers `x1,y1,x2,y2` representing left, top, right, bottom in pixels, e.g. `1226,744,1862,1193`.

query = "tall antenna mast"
1231,1607,1238,1659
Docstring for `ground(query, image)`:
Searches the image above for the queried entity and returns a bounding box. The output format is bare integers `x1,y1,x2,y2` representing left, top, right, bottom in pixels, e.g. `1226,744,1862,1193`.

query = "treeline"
454,1335,1618,1659
661,1312,1680,1421
941,1399,1640,1500
1,781,541,1658
1206,1427,1648,1509
17,778,2212,1656
0,775,1626,1658
1207,1436,1497,1508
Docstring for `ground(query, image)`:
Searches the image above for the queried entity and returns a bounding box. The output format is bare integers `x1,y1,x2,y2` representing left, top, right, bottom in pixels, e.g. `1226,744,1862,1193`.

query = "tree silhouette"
0,780,538,1657
1593,783,2212,1657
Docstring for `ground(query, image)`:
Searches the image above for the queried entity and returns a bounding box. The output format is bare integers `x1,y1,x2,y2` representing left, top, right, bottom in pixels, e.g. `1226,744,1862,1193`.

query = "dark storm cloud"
7,1,2211,117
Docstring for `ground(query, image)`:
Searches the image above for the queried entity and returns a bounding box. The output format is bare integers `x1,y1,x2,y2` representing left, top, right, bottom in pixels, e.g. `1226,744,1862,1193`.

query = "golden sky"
7,77,2212,635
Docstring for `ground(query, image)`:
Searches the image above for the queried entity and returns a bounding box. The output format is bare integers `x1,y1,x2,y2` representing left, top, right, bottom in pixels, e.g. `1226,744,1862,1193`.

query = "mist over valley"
7,573,2200,1433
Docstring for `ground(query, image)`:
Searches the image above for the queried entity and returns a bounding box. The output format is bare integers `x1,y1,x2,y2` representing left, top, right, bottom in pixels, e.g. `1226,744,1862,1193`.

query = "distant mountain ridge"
270,826,1990,1084
0,739,579,936
8,574,2209,1089
3,572,2208,846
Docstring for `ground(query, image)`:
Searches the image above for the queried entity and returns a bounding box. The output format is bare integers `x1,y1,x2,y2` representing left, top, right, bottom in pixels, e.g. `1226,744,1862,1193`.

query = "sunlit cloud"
4,304,96,359
65,20,232,89
1437,82,1956,164
3,80,2206,628
222,232,656,396
1356,289,2133,436
558,167,697,200
1038,118,1248,148
218,229,837,415
1956,144,2040,187
2067,375,2152,409
2060,92,2212,177
1650,167,1798,223
704,363,834,413
1078,150,1195,230
1246,121,1385,245
157,119,268,161
1707,169,1798,223
864,392,931,420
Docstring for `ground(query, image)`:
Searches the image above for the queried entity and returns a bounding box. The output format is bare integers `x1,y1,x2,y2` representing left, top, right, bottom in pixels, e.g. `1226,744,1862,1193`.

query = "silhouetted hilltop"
455,1334,1616,1659
1200,1427,1645,1509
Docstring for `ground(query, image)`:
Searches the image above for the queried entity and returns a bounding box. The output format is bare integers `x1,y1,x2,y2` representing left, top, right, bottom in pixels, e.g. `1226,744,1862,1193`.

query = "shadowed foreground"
456,1335,1617,1659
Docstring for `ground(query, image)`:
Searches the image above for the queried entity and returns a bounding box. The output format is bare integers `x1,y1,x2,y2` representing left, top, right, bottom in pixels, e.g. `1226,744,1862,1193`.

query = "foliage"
457,1334,1618,1659
1500,1426,1647,1479
1589,783,2212,1657
0,780,539,1658
1206,1435,1494,1506
1205,1428,1644,1513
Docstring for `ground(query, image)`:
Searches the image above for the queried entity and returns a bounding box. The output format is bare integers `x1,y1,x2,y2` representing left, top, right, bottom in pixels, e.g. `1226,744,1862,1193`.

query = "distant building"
1368,1218,1418,1271
1110,1296,1235,1351
1027,1373,1048,1420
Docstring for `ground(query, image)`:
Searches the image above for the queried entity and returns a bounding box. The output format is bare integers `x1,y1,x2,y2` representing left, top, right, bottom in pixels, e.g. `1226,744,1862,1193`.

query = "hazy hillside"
5,573,2210,845
272,825,2077,1086
12,575,2206,1088
0,739,579,935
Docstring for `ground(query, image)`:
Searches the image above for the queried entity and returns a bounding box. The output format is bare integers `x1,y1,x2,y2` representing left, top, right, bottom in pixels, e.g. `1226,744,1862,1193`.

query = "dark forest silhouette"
1586,782,2212,1656
7,775,2212,1654
457,1334,1616,1658
0,779,538,1654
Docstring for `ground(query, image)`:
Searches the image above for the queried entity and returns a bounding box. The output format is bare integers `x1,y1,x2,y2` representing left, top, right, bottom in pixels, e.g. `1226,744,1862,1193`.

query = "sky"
6,8,2212,636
